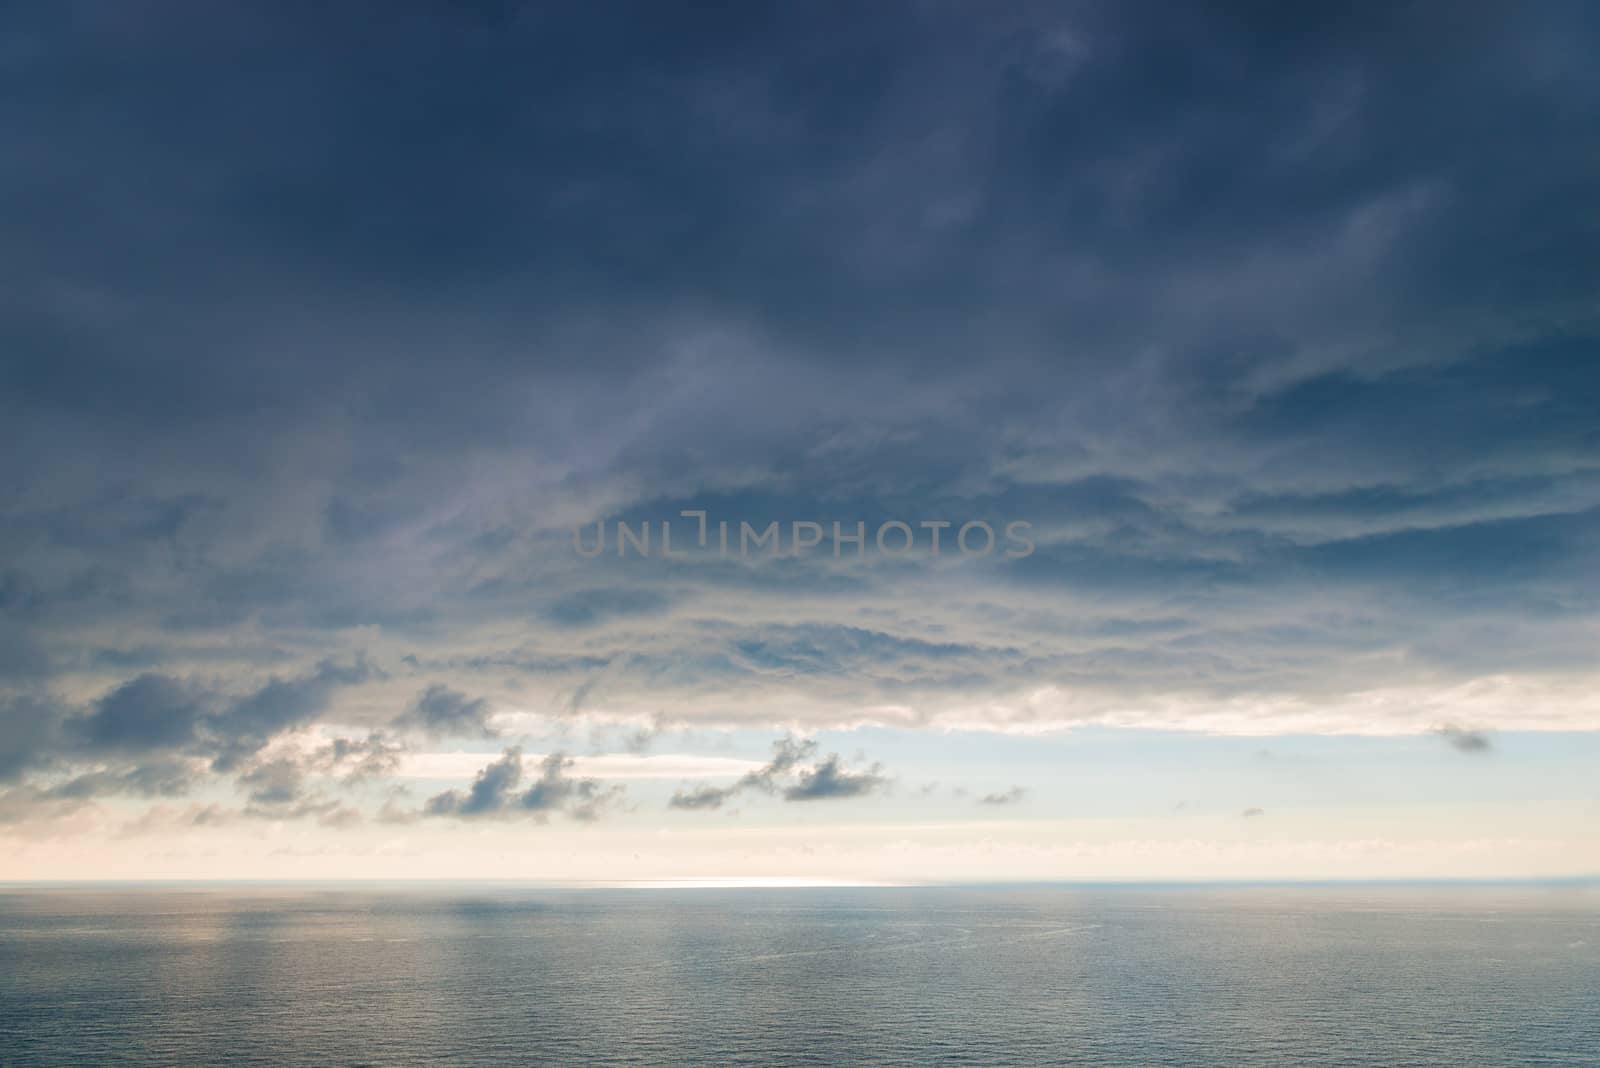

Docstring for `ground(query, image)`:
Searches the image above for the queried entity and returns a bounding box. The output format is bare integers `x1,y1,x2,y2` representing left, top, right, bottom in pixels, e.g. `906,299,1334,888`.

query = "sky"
2,1,1598,883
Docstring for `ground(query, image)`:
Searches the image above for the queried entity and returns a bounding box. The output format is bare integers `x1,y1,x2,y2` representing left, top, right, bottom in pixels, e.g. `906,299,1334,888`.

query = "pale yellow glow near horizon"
5,801,1596,883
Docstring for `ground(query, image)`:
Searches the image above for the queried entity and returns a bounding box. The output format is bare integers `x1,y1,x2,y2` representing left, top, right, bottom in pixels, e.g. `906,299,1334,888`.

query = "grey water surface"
1,884,1596,1066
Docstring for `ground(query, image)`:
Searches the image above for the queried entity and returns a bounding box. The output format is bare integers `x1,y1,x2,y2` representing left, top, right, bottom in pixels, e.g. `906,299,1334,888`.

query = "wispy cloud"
400,752,761,781
670,737,888,809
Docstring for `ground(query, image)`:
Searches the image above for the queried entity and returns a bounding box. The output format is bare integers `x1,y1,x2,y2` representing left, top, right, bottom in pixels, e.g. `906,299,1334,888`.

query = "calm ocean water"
1,884,1595,1066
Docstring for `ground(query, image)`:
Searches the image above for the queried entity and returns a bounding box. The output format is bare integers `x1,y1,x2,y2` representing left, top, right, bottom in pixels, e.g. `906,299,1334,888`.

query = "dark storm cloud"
394,684,499,739
422,748,624,822
1,0,1599,833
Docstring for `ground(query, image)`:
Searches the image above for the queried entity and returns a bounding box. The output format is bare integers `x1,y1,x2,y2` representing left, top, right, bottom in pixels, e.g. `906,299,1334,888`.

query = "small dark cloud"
669,735,819,810
0,785,83,826
1435,725,1492,753
1,757,201,824
1241,807,1265,818
567,679,596,715
116,803,234,835
784,754,887,802
521,753,624,822
49,759,194,801
620,721,660,754
311,733,404,782
0,759,198,828
242,796,360,827
237,757,304,806
669,735,887,809
394,684,498,739
745,736,819,793
541,589,674,629
188,805,233,828
423,747,623,822
209,657,379,771
228,731,404,816
316,805,362,829
978,786,1027,806
425,748,522,817
375,796,423,824
668,784,734,810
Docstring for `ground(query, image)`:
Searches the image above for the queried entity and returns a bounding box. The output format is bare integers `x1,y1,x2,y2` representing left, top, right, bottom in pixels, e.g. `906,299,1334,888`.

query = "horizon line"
4,875,1597,890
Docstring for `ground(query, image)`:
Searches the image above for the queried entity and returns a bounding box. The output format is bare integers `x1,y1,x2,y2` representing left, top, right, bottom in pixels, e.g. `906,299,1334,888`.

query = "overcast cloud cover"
2,2,1598,860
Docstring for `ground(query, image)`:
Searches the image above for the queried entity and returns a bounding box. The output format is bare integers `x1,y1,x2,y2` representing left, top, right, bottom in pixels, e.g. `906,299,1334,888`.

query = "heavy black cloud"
2,2,1599,829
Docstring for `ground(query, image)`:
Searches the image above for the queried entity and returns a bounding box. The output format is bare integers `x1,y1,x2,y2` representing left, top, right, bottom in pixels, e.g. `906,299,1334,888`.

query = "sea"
1,883,1595,1066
